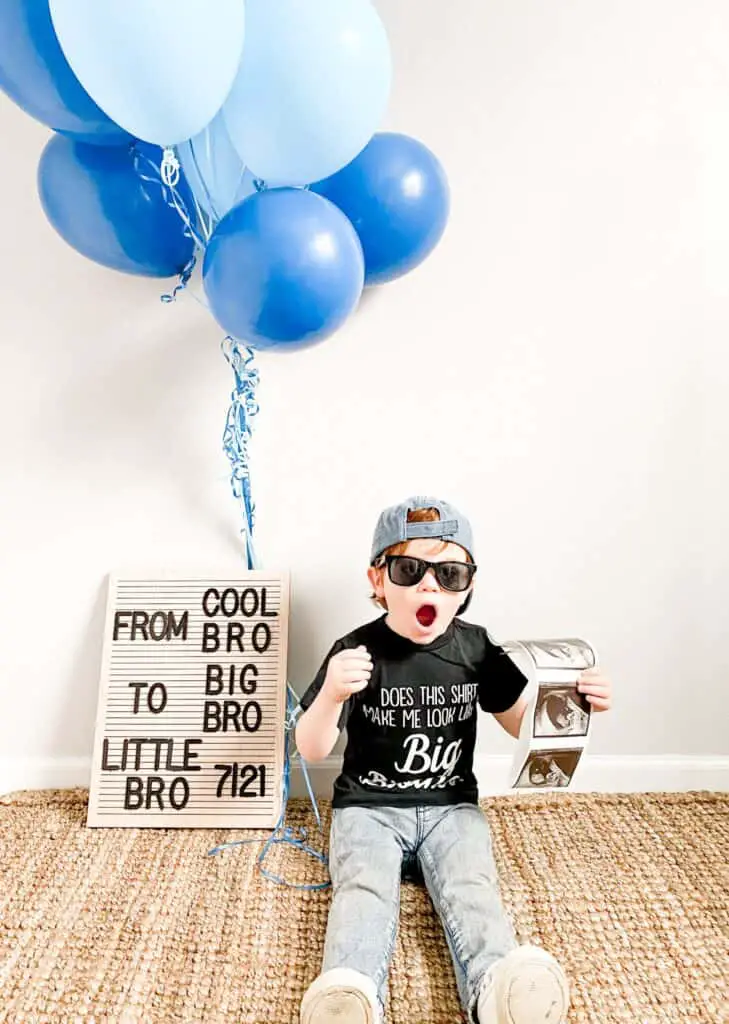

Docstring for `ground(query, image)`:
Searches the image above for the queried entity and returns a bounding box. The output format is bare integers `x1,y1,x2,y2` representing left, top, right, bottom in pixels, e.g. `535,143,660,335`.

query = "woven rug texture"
0,789,727,1024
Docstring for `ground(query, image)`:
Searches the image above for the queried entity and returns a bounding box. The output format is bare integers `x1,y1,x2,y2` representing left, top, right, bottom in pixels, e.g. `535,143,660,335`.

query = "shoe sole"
300,967,380,1024
499,948,570,1024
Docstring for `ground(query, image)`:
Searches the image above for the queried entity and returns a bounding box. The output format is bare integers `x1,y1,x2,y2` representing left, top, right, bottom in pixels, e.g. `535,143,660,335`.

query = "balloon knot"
161,147,181,188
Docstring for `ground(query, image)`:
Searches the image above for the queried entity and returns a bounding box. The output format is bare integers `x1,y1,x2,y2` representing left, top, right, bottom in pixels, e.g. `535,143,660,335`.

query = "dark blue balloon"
0,0,131,144
312,132,450,285
38,136,196,277
203,189,365,351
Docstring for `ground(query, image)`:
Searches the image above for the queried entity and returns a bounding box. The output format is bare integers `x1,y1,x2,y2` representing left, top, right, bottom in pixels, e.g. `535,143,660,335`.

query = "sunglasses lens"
388,556,424,586
435,562,473,592
386,556,475,592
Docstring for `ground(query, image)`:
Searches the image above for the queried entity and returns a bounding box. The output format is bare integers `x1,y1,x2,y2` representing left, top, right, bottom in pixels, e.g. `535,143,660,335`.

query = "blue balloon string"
221,336,260,570
134,164,327,888
213,343,329,888
208,684,331,892
159,253,198,304
132,143,208,304
132,143,205,251
182,133,222,227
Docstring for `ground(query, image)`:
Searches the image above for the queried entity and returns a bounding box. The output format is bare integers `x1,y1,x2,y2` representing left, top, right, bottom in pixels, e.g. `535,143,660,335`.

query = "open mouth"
416,604,437,627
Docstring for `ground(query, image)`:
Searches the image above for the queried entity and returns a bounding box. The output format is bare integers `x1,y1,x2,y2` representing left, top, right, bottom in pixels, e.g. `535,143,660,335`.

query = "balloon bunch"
0,0,451,352
1,0,451,572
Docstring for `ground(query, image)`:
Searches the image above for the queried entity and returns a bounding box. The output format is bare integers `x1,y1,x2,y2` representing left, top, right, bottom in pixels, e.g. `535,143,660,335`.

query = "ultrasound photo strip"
501,638,597,792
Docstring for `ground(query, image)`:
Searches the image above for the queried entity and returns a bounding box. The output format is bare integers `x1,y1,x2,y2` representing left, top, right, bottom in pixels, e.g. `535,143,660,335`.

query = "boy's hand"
577,667,612,711
323,646,373,704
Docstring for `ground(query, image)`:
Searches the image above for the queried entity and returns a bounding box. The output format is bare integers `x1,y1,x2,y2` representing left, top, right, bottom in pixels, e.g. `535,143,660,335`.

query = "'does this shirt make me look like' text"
298,615,528,809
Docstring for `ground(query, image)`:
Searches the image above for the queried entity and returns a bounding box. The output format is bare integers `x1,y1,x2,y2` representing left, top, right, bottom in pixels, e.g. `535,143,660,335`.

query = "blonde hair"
369,507,472,610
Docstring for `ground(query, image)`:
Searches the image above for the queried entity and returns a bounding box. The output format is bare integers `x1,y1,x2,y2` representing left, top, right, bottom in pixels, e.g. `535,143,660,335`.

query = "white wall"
1,0,728,797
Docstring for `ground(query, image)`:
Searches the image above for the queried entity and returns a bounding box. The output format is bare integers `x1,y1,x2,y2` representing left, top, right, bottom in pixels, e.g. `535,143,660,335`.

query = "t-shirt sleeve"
477,634,529,714
297,638,351,731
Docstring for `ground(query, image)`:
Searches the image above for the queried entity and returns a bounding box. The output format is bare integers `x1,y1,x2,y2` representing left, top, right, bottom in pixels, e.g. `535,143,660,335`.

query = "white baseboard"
1,754,727,802
288,754,729,798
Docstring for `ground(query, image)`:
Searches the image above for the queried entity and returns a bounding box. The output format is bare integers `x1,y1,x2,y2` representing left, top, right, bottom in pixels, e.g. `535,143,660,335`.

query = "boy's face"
367,537,473,645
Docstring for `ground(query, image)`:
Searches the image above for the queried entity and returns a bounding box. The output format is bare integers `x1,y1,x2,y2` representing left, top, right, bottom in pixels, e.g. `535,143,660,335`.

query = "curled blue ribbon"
221,337,260,570
213,342,328,887
132,143,206,252
140,158,326,888
131,144,206,305
208,684,331,892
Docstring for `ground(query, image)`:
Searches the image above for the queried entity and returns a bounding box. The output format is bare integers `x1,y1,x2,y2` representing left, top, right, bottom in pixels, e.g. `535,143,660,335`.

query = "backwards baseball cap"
370,496,474,565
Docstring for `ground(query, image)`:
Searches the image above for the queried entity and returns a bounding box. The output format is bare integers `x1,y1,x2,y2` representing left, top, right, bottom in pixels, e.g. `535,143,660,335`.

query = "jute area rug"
0,790,726,1024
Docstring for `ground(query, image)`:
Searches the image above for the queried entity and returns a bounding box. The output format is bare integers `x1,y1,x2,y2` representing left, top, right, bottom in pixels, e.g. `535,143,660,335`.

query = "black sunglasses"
381,554,477,593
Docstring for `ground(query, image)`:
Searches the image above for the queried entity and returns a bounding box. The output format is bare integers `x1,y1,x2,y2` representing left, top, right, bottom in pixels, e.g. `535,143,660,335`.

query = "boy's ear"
367,564,385,599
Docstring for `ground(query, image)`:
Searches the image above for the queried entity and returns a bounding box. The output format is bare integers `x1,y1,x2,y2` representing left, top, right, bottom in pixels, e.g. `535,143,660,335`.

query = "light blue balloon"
176,111,256,225
222,0,391,186
48,0,246,145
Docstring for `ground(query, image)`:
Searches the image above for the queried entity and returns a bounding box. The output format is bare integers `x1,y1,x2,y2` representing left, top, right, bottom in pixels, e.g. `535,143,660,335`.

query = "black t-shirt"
298,614,528,809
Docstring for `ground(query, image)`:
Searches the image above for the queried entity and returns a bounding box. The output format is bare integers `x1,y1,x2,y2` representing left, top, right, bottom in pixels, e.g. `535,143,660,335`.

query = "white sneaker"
299,967,381,1024
477,945,570,1024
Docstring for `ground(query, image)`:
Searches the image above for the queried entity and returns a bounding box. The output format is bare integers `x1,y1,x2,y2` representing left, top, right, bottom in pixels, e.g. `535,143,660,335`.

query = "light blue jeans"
321,803,518,1023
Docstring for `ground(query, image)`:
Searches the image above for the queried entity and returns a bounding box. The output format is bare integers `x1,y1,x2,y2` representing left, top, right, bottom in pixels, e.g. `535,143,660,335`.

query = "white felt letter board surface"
87,573,289,828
